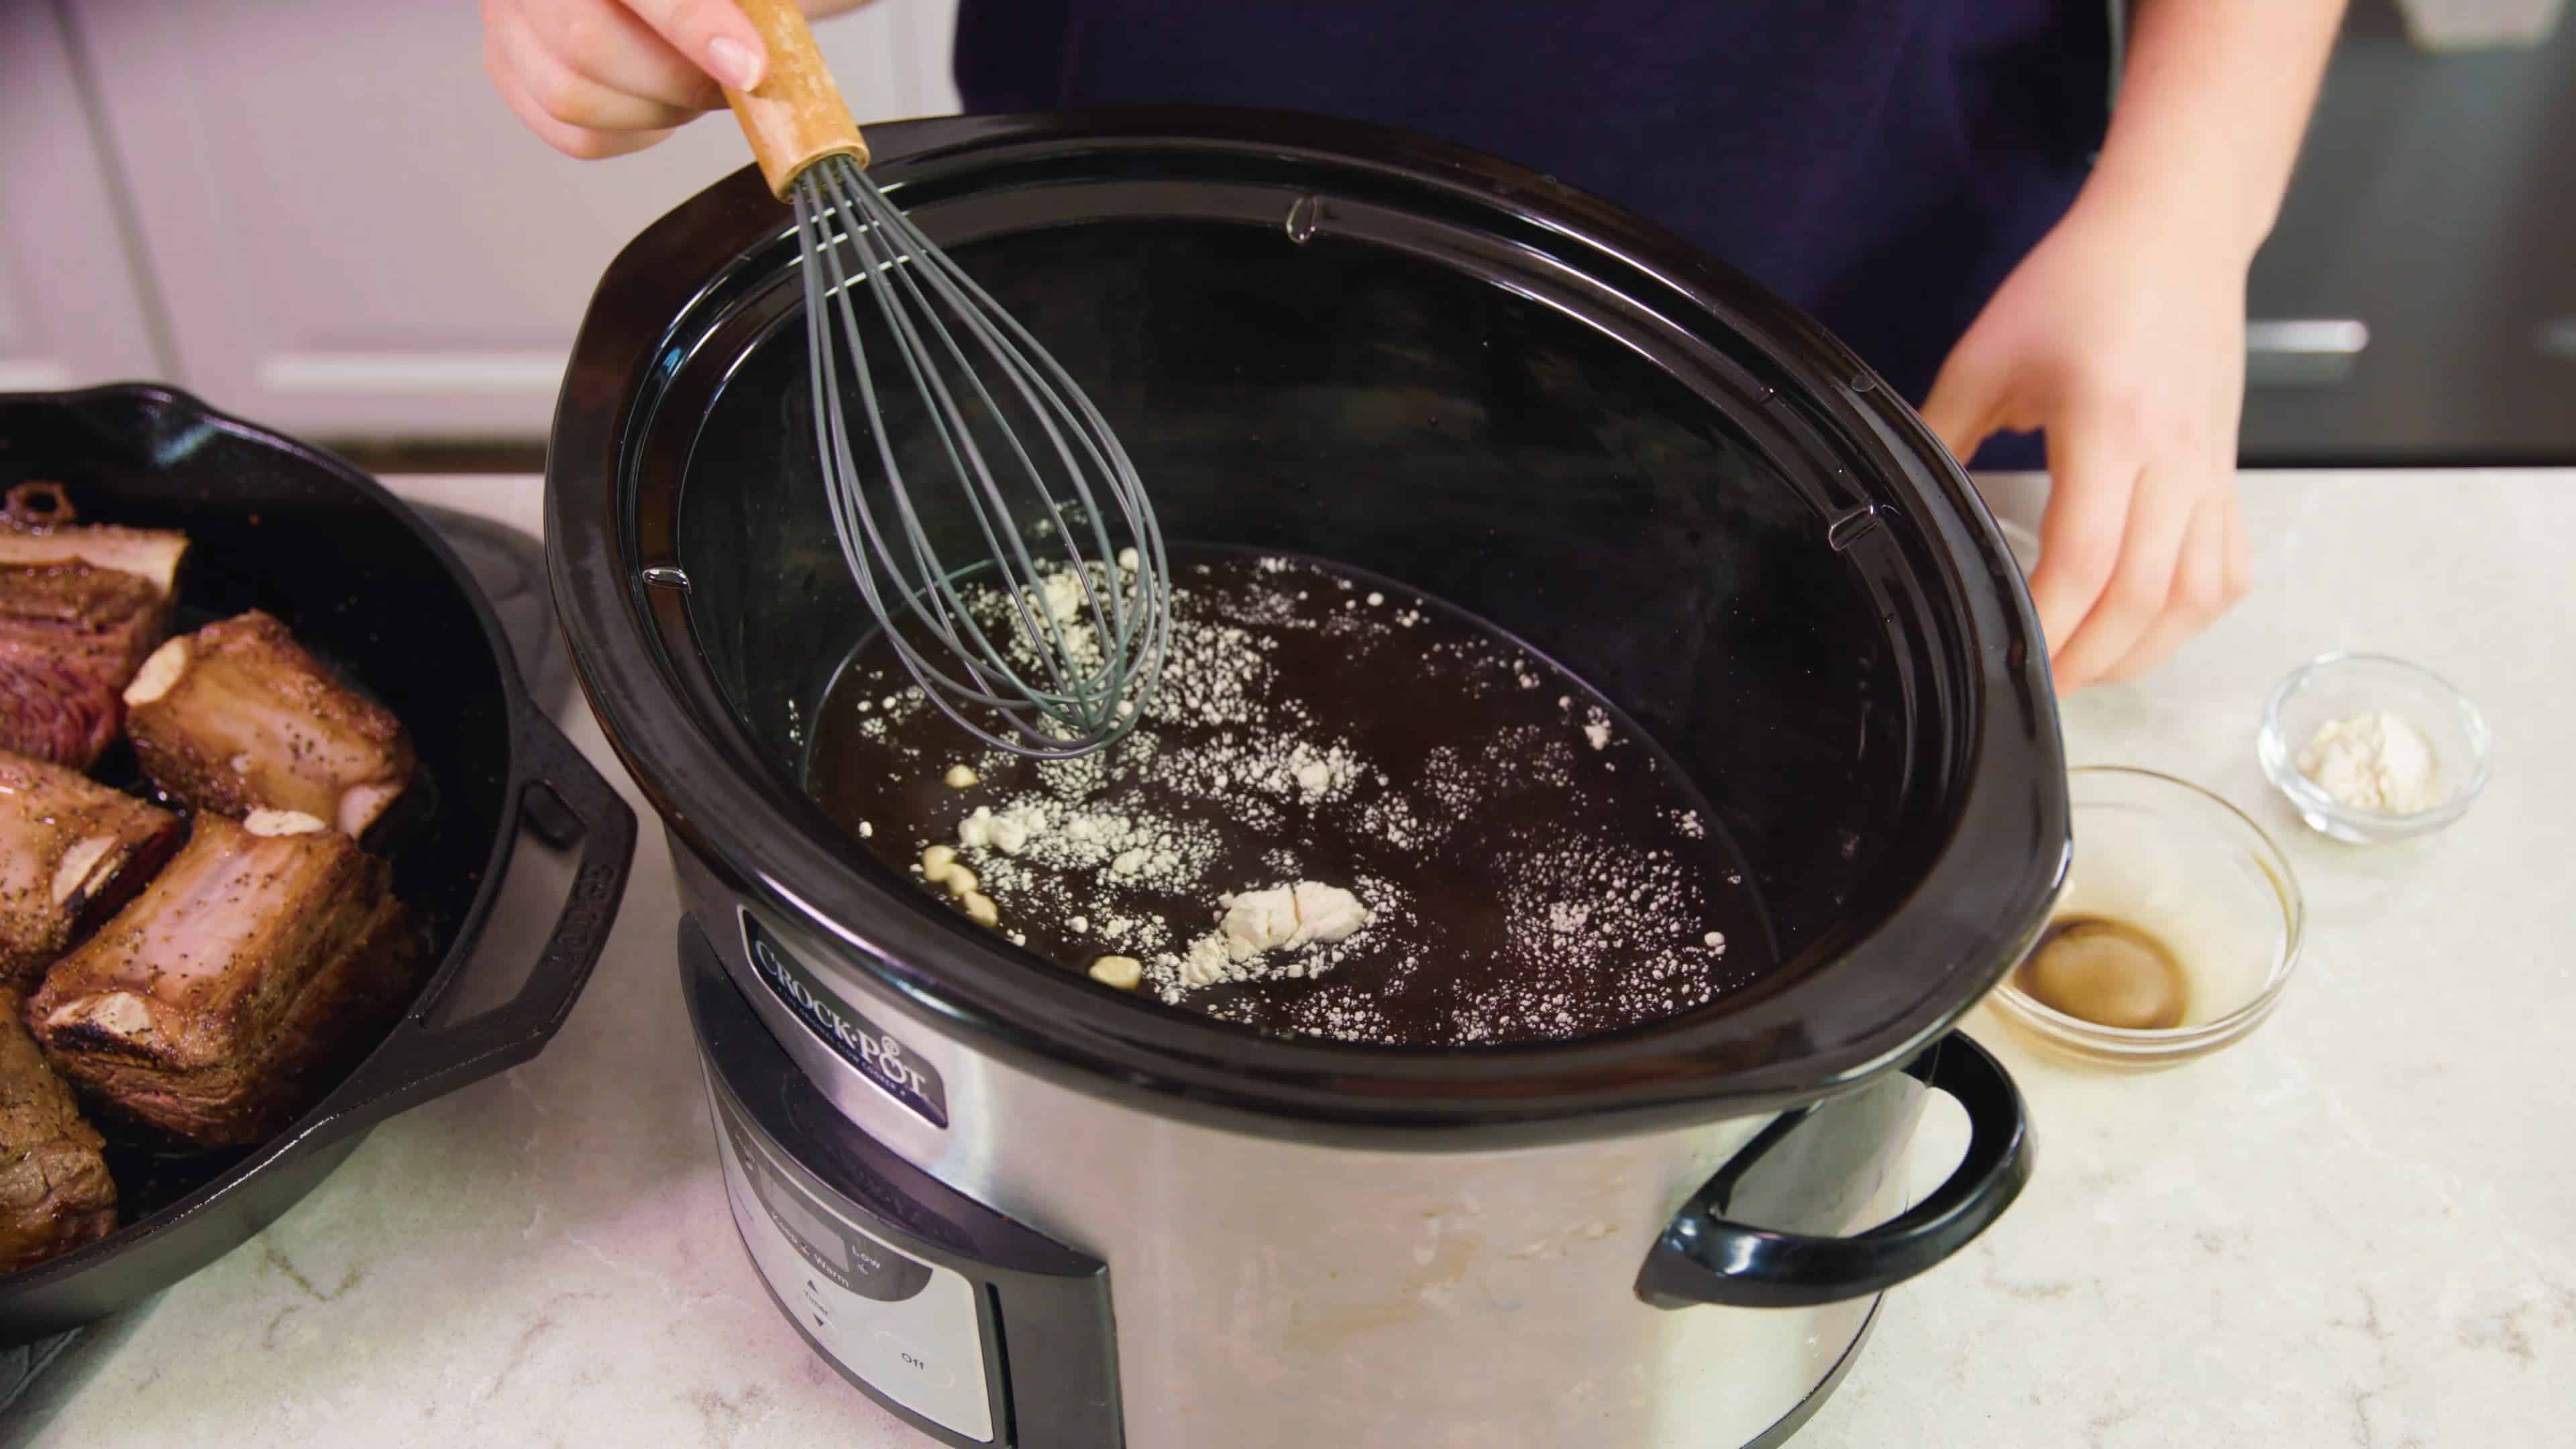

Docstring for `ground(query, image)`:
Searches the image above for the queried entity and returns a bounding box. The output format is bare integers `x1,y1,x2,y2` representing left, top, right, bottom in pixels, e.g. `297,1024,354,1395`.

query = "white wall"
0,3,167,390
9,0,961,441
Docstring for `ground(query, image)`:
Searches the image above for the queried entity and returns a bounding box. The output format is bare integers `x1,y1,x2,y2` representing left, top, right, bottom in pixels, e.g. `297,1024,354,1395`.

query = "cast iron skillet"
0,383,636,1346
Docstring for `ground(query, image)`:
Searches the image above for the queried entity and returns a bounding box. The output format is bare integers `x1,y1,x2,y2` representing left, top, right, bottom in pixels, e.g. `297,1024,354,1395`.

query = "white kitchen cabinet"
62,0,959,441
0,3,168,393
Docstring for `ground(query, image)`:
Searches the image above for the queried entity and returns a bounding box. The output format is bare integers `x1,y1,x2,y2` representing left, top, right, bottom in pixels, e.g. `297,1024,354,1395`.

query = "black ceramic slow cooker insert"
554,107,2065,1132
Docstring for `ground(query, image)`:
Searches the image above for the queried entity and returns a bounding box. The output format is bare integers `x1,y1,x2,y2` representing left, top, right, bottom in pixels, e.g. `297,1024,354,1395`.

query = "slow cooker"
548,109,2070,1449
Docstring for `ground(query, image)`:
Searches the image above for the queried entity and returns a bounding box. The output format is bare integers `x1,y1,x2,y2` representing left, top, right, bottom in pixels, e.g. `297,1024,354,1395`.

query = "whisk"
720,0,1168,758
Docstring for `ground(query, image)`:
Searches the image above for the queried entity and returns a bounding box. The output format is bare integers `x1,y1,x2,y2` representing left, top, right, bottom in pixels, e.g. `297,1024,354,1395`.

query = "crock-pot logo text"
743,918,949,1128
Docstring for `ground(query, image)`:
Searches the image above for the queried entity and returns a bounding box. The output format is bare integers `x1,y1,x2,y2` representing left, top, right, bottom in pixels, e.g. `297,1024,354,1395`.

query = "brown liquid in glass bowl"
2014,914,2189,1030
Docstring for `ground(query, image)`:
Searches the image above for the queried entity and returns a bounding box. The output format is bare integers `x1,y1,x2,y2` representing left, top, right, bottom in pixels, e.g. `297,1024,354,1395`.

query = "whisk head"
791,157,1169,759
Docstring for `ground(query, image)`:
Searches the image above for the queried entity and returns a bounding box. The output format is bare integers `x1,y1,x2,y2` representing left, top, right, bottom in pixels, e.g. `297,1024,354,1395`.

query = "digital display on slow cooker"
753,1155,843,1261
739,1140,933,1303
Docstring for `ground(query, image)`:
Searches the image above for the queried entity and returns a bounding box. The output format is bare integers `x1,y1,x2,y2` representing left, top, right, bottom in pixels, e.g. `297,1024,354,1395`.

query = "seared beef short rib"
0,561,171,769
125,609,416,839
28,812,420,1147
0,985,119,1273
0,483,187,769
0,750,182,991
0,484,187,594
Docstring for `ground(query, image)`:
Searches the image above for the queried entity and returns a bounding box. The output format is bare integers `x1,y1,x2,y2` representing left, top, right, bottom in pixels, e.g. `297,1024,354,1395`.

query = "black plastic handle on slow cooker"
289,712,637,1149
1635,1032,2031,1311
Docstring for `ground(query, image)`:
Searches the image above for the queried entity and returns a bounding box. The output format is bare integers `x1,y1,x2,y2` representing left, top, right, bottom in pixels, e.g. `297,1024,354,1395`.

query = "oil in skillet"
2014,914,2188,1030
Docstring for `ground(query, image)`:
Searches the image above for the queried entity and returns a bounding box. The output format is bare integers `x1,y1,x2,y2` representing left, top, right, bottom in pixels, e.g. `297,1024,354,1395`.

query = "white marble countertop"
11,470,2572,1448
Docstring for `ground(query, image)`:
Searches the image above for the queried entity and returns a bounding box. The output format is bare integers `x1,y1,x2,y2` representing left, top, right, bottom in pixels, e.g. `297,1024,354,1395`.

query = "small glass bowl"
2257,653,2492,844
1989,767,2304,1071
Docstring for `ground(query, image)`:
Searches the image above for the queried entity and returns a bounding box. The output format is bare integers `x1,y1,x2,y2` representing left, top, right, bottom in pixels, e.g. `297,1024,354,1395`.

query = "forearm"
2082,0,2348,264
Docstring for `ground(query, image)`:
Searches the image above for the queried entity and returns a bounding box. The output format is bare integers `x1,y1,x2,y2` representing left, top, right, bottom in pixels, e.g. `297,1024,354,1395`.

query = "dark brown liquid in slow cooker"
804,548,1771,1045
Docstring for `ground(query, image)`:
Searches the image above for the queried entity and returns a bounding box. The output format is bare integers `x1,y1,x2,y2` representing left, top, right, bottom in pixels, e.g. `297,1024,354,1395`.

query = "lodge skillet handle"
722,0,869,198
1635,1032,2032,1311
289,711,637,1150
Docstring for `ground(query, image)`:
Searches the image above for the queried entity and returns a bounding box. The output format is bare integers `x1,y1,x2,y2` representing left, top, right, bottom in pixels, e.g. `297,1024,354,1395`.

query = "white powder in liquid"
818,551,1763,1044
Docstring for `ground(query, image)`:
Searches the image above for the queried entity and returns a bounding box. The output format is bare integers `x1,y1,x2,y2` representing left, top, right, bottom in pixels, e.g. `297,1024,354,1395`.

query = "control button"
873,1332,957,1389
842,1236,934,1302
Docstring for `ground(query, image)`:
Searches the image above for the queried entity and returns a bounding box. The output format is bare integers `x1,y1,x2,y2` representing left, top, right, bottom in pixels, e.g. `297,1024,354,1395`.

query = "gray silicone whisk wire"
719,0,1167,759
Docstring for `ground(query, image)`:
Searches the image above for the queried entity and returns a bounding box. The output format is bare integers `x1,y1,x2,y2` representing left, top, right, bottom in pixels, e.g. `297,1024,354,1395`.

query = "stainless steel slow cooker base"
683,914,1894,1449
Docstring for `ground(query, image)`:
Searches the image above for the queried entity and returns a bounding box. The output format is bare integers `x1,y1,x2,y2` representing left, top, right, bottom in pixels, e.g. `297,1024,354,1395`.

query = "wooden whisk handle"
722,0,869,198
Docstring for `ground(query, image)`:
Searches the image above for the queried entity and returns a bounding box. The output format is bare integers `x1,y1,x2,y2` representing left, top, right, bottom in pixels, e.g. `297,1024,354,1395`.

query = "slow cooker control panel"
680,916,1122,1449
715,1093,995,1439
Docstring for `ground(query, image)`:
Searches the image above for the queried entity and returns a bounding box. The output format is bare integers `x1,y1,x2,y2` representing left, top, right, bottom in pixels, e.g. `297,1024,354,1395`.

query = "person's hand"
1921,183,2254,692
482,0,869,160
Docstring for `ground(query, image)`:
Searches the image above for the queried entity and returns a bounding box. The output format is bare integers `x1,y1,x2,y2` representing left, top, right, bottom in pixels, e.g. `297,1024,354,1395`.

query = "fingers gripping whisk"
791,159,1170,759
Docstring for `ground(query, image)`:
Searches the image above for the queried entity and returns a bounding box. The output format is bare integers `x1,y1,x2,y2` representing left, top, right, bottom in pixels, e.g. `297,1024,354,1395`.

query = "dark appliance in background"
2242,1,2576,465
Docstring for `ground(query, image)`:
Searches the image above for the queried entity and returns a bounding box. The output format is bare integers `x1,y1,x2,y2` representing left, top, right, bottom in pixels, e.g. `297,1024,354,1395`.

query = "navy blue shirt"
954,1,2114,467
